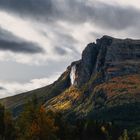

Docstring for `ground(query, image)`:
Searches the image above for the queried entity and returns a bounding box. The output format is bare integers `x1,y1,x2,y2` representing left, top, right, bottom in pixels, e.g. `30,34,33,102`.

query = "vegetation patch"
94,74,140,98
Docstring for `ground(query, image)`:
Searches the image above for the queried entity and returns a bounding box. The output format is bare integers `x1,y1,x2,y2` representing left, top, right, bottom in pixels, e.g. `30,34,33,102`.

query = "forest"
0,97,139,140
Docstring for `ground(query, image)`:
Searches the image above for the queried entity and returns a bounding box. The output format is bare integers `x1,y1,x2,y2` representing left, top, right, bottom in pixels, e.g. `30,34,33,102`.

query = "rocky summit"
1,35,140,128
69,35,140,87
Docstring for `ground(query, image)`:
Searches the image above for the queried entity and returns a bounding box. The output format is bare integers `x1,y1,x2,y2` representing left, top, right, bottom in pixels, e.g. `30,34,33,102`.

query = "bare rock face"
70,36,140,88
71,42,99,87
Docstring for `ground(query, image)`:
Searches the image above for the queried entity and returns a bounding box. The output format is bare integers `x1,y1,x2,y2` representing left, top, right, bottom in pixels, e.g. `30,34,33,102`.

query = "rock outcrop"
69,35,140,87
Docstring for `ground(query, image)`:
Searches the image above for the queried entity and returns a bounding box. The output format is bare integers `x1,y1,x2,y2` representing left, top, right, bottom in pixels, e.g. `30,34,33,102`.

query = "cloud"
0,0,52,18
55,0,140,30
0,40,44,54
97,0,140,9
54,47,67,55
0,87,5,90
0,0,140,30
0,11,80,65
0,27,44,54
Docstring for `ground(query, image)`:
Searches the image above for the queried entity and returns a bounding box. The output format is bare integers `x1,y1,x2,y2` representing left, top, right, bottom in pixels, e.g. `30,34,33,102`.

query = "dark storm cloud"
0,28,44,54
0,0,53,20
0,40,44,54
55,0,140,30
0,87,5,90
0,0,140,30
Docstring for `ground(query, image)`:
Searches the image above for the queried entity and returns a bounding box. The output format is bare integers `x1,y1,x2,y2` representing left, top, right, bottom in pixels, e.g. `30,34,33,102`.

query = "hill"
1,35,140,129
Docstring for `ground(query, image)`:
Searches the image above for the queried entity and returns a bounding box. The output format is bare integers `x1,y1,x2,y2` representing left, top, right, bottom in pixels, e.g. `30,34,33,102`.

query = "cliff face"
1,35,140,126
70,35,140,88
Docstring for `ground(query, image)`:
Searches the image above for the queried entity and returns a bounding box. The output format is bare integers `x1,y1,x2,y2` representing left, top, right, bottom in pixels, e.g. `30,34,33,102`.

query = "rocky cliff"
68,35,140,87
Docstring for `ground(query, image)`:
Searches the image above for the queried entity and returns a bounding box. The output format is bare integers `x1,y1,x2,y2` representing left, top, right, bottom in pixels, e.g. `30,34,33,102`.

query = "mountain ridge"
1,35,140,128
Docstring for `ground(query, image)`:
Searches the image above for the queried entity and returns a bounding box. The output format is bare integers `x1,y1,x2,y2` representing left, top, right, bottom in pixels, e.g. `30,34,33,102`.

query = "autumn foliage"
94,74,140,98
0,96,139,140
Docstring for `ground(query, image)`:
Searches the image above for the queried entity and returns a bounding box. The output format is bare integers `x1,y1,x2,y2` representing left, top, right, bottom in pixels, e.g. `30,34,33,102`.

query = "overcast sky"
0,0,140,98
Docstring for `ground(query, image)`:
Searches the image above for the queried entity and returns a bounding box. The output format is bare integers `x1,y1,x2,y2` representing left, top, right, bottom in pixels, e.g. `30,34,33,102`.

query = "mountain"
1,35,140,128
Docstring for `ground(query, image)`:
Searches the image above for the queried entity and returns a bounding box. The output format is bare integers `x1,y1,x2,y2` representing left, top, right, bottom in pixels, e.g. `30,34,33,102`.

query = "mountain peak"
69,35,140,88
101,35,115,40
96,35,113,45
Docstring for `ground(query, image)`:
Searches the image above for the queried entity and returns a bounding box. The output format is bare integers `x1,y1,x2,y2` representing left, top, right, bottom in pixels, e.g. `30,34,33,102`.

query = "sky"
0,0,140,98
